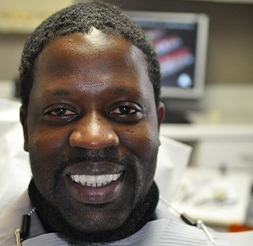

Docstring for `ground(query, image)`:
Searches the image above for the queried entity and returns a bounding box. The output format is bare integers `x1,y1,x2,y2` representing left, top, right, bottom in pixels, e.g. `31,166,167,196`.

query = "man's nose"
69,112,119,150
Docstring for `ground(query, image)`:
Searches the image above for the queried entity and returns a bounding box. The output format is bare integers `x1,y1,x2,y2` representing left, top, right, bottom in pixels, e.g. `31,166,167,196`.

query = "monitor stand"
163,110,191,124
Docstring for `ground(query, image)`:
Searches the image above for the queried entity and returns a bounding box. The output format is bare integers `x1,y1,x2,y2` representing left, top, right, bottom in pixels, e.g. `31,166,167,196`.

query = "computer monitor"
126,11,209,123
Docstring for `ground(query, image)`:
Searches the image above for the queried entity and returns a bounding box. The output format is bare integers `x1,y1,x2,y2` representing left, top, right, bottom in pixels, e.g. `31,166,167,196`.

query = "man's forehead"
33,30,153,99
35,30,148,78
35,30,147,74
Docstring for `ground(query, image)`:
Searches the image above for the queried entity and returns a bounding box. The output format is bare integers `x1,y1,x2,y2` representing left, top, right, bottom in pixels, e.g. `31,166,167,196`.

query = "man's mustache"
58,147,130,169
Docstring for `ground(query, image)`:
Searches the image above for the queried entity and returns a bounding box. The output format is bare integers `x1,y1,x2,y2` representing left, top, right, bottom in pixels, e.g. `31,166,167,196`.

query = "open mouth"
70,173,122,187
65,162,125,204
67,172,124,204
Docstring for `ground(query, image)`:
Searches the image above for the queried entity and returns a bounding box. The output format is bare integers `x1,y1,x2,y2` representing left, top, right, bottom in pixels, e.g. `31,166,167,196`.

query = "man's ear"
156,102,165,130
20,107,29,152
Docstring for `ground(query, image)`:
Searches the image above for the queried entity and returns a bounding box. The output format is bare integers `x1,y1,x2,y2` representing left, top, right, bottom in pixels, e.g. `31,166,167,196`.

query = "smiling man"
1,1,253,246
21,26,163,243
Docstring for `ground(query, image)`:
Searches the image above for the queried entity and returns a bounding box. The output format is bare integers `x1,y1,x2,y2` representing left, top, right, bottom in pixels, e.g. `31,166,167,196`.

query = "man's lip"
64,161,125,176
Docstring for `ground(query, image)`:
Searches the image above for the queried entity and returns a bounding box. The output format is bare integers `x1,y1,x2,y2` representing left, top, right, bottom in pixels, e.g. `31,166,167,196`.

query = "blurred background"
0,0,253,85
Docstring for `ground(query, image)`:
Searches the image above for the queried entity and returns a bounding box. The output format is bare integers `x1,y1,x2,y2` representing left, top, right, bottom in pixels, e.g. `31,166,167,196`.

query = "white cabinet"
160,124,253,172
195,139,253,169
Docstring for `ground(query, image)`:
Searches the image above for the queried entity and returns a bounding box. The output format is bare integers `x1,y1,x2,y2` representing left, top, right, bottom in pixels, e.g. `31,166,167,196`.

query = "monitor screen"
126,11,209,123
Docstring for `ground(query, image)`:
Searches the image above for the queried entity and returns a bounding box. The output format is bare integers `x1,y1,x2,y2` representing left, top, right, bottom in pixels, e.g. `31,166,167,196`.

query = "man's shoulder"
153,209,253,246
0,190,32,245
147,217,210,245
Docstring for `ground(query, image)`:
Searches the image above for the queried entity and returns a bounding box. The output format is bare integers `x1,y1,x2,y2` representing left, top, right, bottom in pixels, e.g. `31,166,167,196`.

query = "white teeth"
86,175,95,183
112,174,118,181
79,175,86,185
106,174,112,182
96,175,106,183
73,175,79,183
70,173,121,187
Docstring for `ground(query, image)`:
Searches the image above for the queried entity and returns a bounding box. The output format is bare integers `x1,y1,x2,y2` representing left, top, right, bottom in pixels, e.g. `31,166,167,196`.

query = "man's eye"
109,104,144,123
111,106,137,115
47,108,76,117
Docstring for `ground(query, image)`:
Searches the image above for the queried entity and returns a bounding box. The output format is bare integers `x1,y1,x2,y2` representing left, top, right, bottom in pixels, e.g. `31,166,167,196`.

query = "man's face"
21,29,164,233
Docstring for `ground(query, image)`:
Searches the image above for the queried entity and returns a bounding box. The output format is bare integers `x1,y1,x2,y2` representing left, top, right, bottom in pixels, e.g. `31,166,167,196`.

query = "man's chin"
61,203,132,233
40,199,133,243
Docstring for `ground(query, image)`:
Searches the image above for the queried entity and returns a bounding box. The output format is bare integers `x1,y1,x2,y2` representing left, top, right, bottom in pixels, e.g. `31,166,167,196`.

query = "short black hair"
19,1,161,110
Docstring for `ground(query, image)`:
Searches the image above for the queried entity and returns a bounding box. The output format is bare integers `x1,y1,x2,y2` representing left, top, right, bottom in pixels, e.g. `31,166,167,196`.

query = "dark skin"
20,28,164,234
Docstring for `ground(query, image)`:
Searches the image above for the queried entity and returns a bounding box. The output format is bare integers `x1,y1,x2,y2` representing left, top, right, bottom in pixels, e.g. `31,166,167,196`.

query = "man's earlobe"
20,107,29,152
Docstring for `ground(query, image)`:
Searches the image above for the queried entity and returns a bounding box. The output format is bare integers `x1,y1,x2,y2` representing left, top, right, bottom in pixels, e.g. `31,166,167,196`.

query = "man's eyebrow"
47,86,137,96
48,89,71,96
110,87,134,95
